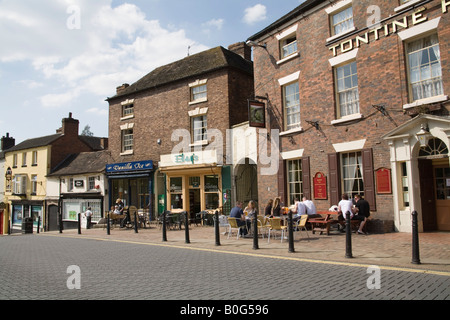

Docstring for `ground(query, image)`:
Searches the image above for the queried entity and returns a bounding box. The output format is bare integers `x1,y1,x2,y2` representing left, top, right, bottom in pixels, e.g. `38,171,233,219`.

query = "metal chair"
227,217,247,239
267,218,287,243
294,214,310,240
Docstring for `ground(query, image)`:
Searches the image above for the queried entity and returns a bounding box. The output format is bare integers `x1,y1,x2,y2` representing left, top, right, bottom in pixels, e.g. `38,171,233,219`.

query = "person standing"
85,207,93,229
354,194,370,234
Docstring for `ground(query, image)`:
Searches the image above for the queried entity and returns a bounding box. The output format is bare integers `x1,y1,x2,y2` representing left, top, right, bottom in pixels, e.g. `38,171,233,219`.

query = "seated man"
292,197,306,221
302,197,322,219
230,201,250,236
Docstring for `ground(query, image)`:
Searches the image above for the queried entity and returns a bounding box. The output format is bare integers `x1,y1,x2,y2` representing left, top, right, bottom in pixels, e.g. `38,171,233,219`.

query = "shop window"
170,177,183,210
204,175,219,209
335,61,359,118
406,34,443,102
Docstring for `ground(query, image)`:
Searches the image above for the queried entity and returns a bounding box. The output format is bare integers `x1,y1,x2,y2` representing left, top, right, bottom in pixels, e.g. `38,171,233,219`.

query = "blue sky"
0,0,305,144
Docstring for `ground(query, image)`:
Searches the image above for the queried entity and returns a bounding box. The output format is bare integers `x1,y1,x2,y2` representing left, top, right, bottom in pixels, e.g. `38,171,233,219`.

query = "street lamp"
246,40,267,49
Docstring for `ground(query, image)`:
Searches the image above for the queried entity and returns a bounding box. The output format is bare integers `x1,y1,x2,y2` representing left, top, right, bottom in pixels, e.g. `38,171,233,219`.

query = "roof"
5,134,106,153
48,150,113,176
108,46,253,100
6,134,62,152
247,0,326,41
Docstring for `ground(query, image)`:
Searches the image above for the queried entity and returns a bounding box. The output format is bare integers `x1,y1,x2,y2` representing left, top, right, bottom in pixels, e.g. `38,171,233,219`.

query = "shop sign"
248,100,266,128
313,172,327,200
106,160,153,173
376,168,392,194
175,153,199,164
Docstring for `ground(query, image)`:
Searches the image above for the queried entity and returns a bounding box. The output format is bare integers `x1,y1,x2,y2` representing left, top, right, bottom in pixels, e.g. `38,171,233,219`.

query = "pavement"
34,222,450,276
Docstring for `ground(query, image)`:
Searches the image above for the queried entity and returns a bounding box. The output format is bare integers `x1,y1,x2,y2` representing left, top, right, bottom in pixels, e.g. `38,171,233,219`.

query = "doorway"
189,189,201,215
435,164,450,231
48,205,58,231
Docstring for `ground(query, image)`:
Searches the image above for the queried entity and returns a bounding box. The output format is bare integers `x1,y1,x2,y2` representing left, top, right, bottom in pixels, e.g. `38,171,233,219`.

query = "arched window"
419,138,449,158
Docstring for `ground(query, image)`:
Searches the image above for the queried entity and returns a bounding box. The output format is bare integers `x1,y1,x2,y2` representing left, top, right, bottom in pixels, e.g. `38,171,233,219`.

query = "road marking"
39,233,450,277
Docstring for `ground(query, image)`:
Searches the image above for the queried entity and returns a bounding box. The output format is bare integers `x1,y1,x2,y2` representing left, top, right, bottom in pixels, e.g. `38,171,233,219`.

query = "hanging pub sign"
248,100,266,128
376,168,392,194
313,172,327,200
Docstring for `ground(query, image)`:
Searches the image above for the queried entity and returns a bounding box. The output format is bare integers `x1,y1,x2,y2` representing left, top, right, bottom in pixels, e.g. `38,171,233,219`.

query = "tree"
81,125,94,137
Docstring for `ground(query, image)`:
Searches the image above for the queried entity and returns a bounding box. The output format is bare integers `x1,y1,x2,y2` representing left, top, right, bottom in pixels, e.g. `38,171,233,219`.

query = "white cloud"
86,107,108,116
243,4,267,25
0,0,209,106
202,18,224,30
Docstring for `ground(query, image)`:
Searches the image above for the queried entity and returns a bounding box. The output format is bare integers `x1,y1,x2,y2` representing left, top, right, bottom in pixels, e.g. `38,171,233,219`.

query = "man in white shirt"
293,198,306,220
302,197,322,219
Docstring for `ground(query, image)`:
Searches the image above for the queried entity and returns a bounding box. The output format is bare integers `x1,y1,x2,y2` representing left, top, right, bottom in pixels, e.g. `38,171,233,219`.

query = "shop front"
106,160,154,219
10,201,43,233
159,150,232,219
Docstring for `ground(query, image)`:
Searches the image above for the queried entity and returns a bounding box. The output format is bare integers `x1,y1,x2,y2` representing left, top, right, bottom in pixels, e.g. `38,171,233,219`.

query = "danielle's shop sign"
106,160,154,174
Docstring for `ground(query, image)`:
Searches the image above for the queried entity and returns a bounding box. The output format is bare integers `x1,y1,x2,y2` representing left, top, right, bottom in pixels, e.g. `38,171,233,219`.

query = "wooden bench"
308,211,339,235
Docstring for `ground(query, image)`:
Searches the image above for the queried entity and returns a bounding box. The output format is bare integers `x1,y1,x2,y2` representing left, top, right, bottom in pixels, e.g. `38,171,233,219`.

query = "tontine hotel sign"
329,0,450,57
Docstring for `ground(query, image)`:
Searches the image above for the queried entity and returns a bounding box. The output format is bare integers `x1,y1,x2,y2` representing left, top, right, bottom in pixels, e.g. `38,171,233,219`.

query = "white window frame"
32,151,38,166
334,60,360,121
341,151,364,199
276,24,299,64
88,177,96,191
31,175,38,195
282,82,302,132
325,0,355,40
191,115,208,144
287,158,303,206
22,152,27,167
121,129,134,154
189,79,208,104
13,175,27,195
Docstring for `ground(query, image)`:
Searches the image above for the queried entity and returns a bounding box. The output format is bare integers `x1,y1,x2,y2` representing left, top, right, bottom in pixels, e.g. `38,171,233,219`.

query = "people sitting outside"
272,197,281,217
338,194,355,222
302,197,322,219
244,200,258,219
292,197,306,220
264,199,273,217
354,194,370,234
230,201,250,236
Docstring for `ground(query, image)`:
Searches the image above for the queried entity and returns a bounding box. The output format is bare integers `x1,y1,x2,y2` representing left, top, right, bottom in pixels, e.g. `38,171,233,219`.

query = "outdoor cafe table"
307,211,340,235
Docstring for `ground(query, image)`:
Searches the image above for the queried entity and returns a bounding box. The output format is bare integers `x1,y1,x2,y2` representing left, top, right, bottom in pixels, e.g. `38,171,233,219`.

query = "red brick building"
106,43,254,219
248,0,450,232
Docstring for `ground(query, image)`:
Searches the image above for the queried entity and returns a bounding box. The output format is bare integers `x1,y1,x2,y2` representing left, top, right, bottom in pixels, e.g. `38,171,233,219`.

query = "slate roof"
5,134,106,153
108,46,253,100
48,150,113,176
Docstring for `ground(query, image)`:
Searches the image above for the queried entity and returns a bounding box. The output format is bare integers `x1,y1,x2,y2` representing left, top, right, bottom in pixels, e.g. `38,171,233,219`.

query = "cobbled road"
0,235,449,302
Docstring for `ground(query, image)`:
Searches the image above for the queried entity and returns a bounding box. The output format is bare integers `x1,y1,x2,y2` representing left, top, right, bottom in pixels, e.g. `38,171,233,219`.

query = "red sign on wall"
376,168,392,194
313,172,327,200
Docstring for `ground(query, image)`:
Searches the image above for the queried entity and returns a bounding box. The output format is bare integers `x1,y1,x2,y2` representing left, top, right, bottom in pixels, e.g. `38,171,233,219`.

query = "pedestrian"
354,194,370,234
85,207,93,229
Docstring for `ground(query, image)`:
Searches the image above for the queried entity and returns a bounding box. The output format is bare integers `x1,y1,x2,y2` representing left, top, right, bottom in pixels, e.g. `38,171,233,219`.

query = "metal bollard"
411,210,421,264
134,212,138,233
345,212,353,258
252,215,259,250
78,213,82,235
37,216,41,234
59,212,63,234
162,211,167,242
107,213,111,235
288,210,295,253
214,211,220,246
185,211,190,244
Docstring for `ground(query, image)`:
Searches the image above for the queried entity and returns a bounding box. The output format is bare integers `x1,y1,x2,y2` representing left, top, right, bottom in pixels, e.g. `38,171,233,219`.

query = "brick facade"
249,0,450,231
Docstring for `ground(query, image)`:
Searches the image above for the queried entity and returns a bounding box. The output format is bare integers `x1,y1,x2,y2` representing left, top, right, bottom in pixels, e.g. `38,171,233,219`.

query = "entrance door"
435,165,450,231
189,189,201,215
48,205,58,231
0,210,3,235
418,159,437,231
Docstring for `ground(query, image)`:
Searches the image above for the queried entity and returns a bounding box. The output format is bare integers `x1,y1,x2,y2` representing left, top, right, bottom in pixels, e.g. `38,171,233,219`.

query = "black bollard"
252,215,259,250
162,211,167,242
37,216,41,234
214,211,220,246
107,213,111,235
345,212,353,258
134,211,138,233
288,210,295,253
411,210,421,264
185,212,190,244
78,213,82,235
59,212,63,234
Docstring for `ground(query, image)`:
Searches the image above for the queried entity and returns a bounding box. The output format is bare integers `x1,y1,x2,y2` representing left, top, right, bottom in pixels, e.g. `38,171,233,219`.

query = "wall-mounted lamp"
246,40,267,49
416,123,430,148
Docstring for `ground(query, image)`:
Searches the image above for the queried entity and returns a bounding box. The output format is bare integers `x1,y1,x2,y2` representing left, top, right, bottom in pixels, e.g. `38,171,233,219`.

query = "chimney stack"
1,133,15,151
116,83,130,95
228,42,252,61
61,112,79,137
